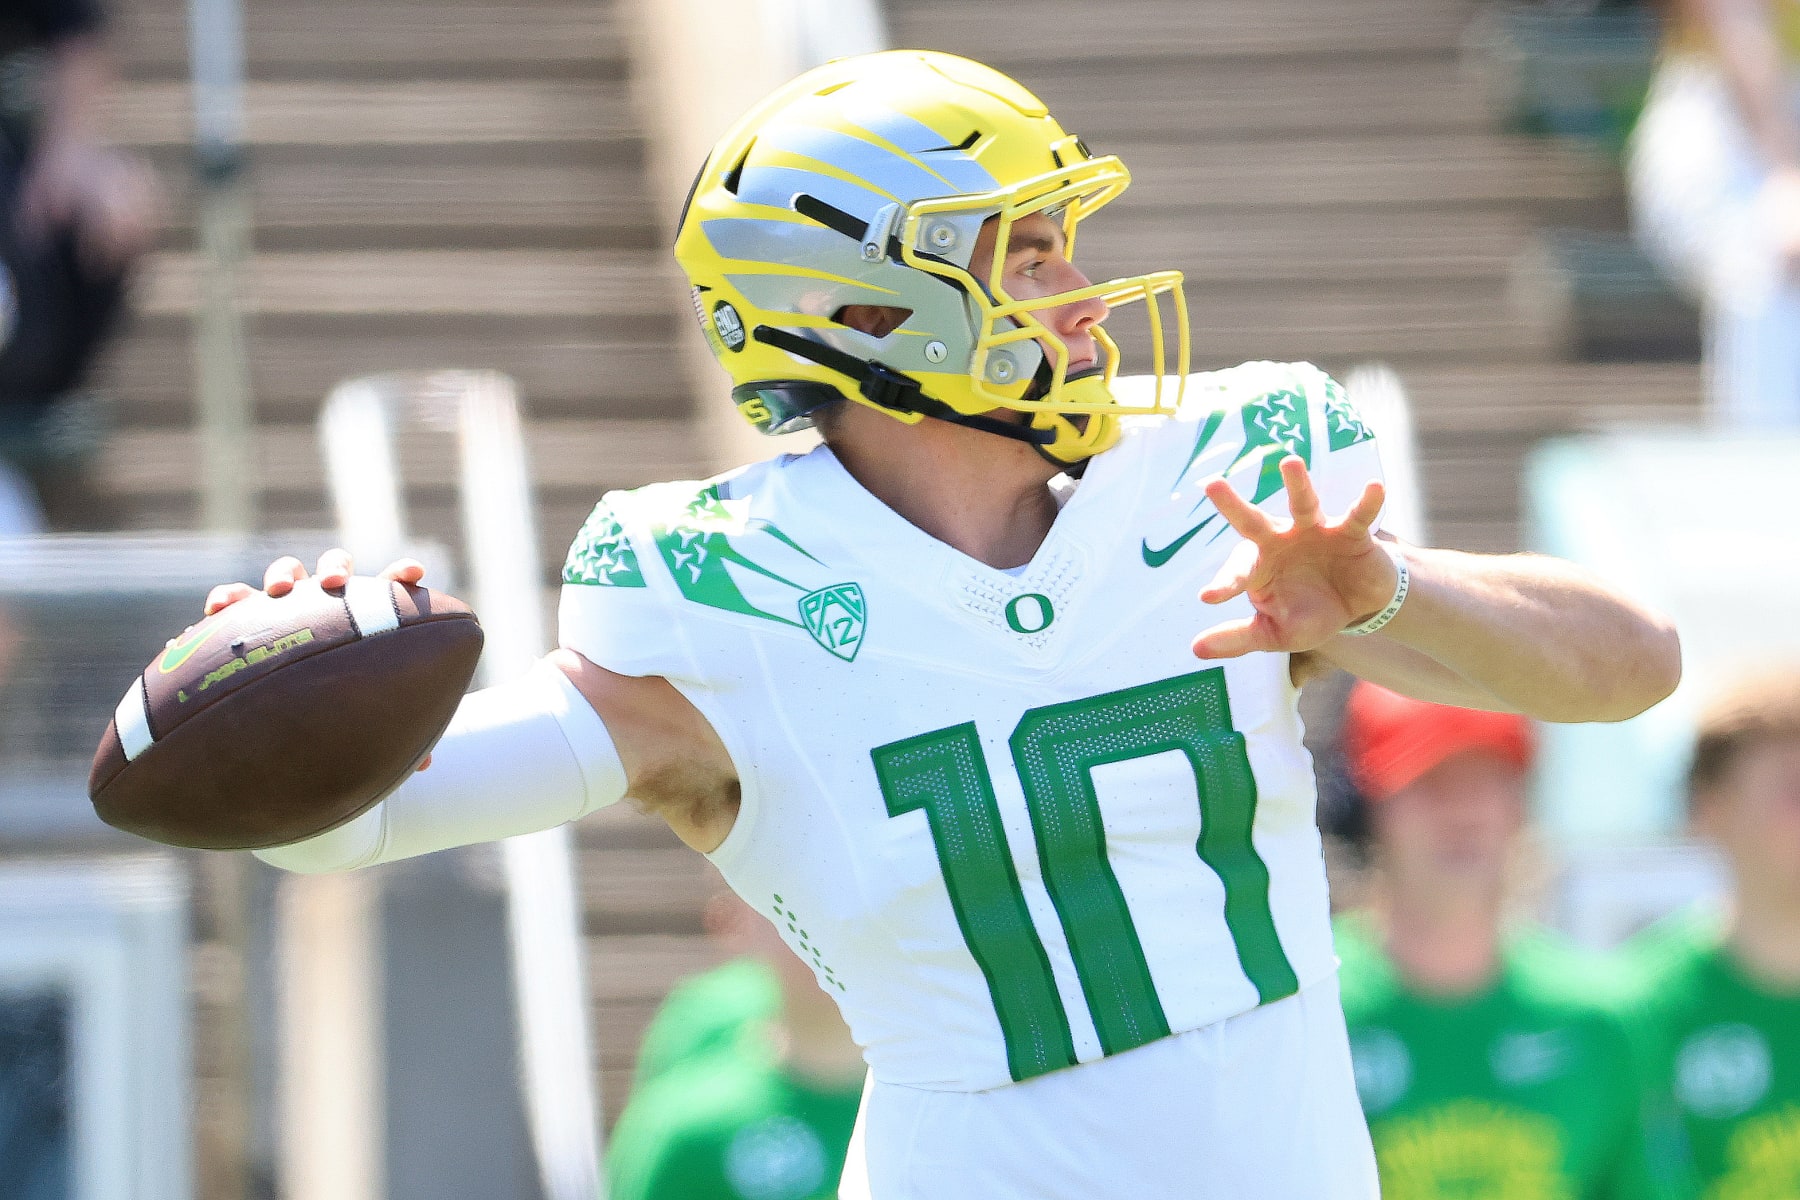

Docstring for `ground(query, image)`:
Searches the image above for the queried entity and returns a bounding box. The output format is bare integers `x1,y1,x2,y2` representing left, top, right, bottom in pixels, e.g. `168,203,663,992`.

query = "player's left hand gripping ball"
87,576,483,850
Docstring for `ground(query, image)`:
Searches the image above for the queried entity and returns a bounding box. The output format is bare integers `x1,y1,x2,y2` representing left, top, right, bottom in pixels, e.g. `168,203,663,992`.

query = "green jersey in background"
608,959,863,1200
1335,914,1645,1200
1622,910,1800,1200
630,957,781,1089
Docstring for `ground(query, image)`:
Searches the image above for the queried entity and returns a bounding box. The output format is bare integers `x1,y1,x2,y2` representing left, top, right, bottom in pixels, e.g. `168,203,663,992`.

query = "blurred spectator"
1623,669,1800,1198
607,890,865,1200
0,0,158,533
1628,0,1800,429
1328,682,1648,1199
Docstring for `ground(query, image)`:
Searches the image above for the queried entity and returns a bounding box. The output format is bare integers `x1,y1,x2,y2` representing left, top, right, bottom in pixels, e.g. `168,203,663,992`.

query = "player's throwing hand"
202,549,426,616
1192,455,1393,659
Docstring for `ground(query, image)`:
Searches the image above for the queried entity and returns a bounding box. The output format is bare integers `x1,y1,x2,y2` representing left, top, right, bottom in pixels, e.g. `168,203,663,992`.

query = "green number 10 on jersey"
871,667,1300,1083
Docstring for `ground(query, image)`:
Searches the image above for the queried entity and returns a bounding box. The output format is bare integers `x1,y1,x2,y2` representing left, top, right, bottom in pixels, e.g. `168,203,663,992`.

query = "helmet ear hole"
835,305,913,338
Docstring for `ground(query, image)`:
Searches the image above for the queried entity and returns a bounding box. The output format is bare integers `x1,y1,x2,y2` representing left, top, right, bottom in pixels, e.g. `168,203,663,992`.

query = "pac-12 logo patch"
712,301,747,351
798,583,866,662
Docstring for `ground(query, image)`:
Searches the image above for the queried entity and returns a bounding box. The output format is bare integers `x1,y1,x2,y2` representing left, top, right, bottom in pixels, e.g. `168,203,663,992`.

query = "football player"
218,51,1680,1199
1624,670,1800,1199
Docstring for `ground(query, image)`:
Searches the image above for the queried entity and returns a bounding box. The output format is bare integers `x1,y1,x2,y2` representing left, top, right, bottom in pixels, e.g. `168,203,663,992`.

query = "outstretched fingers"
1191,615,1277,661
1279,456,1323,525
1204,475,1275,543
1199,537,1260,605
1336,480,1386,539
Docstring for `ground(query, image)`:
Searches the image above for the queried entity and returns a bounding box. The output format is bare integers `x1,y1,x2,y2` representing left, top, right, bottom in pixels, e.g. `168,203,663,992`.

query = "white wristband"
1342,544,1409,637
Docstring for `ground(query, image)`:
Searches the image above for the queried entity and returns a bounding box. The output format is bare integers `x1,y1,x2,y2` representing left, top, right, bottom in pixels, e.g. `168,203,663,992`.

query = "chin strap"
752,326,1055,447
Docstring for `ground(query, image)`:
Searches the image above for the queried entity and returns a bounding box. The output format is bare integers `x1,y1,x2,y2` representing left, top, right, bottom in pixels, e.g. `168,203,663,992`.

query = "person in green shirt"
1329,681,1646,1199
1624,670,1800,1200
608,890,866,1200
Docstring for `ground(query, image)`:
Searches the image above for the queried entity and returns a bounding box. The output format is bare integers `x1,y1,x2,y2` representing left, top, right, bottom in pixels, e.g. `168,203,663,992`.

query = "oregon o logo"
1004,593,1055,634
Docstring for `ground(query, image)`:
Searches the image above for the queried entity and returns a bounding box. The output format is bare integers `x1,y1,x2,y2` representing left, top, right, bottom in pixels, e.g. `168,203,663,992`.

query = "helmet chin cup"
1028,375,1123,464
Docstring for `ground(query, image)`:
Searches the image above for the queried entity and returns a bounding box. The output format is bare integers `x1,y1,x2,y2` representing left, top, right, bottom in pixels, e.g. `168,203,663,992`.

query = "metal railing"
318,370,602,1200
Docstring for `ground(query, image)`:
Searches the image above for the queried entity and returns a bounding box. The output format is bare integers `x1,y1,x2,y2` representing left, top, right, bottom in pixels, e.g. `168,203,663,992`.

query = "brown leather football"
88,576,484,850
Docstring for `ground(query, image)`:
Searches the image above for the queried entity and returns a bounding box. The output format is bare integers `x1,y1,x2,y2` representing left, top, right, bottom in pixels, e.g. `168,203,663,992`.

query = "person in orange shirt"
1327,684,1648,1200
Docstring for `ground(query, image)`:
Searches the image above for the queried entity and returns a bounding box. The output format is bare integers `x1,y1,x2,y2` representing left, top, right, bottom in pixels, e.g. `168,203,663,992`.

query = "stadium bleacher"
887,0,1702,552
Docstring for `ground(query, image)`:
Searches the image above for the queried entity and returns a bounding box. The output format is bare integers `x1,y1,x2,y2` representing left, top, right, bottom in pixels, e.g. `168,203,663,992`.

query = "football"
88,576,484,850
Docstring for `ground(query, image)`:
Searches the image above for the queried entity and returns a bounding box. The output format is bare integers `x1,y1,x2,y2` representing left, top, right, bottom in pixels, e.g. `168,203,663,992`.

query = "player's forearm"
1366,546,1681,723
255,661,625,873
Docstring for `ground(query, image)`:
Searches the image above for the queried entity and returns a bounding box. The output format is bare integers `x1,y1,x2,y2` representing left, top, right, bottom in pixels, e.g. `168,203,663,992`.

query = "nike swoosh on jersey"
1140,514,1218,568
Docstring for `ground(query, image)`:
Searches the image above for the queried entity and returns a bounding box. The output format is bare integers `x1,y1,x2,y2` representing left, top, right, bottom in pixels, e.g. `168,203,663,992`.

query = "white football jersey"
560,361,1384,1093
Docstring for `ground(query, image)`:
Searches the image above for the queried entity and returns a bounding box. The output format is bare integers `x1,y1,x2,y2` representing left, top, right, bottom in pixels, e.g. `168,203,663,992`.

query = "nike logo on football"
1141,515,1218,568
157,618,225,674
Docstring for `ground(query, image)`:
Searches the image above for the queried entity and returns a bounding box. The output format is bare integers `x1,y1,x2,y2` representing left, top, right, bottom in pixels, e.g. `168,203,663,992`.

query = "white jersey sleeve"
1116,359,1386,558
1189,359,1380,510
557,483,699,680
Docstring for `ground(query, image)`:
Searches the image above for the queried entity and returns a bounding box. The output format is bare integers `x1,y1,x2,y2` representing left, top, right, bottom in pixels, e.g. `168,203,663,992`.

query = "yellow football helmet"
674,50,1188,464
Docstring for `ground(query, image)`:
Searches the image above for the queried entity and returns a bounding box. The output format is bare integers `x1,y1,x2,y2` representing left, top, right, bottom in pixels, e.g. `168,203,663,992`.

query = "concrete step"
108,80,638,148
580,847,713,935
1032,53,1492,140
85,418,702,501
1510,228,1701,363
1085,207,1530,285
892,0,1482,64
1411,436,1570,552
138,157,653,250
96,495,666,591
1393,363,1700,551
101,326,690,426
1114,135,1613,212
1427,516,1515,555
1184,282,1546,365
1399,361,1701,433
111,0,625,80
138,249,667,317
82,418,702,581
